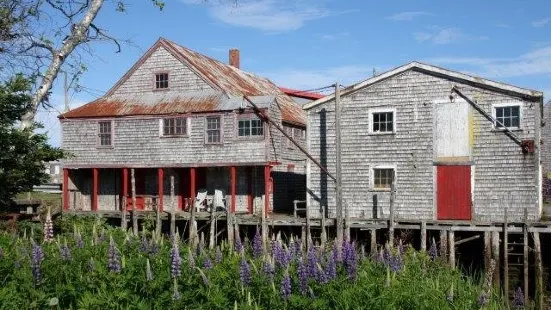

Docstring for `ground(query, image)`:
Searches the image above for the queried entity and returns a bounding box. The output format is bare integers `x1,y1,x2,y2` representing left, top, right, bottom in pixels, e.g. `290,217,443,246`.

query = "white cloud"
387,11,432,21
183,0,343,32
532,18,551,28
414,27,487,44
428,45,551,78
320,32,350,40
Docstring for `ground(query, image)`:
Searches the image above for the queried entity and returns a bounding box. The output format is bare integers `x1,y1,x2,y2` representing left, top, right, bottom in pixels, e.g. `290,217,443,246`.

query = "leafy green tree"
0,75,64,207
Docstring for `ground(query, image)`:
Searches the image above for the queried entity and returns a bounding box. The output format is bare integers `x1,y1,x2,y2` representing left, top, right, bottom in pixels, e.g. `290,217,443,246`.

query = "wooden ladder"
503,208,529,304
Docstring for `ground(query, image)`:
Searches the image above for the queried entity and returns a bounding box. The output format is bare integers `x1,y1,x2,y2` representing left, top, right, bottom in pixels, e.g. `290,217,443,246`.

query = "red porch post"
92,168,98,211
158,168,164,212
122,168,128,210
62,168,69,210
264,164,271,215
190,167,196,209
230,166,237,213
247,167,253,214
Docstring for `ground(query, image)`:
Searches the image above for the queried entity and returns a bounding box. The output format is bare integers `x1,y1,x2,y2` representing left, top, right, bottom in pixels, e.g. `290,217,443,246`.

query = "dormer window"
155,73,169,89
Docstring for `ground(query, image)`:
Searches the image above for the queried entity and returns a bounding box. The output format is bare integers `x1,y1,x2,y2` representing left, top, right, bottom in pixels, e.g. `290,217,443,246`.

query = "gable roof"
62,38,305,126
303,61,543,111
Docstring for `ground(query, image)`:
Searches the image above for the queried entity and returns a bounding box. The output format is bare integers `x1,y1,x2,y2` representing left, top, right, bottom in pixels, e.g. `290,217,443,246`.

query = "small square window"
372,111,394,133
155,73,169,89
163,117,187,136
98,121,112,146
206,116,221,143
494,105,520,129
238,118,263,137
373,168,394,189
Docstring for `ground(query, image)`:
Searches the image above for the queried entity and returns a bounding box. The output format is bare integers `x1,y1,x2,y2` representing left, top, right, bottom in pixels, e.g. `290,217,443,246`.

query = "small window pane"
98,121,112,146
155,73,169,89
372,112,394,133
374,168,394,189
495,106,520,128
206,117,221,143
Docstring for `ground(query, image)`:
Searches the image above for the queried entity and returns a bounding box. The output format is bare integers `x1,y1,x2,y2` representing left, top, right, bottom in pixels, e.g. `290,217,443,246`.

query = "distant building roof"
61,38,305,126
279,87,324,100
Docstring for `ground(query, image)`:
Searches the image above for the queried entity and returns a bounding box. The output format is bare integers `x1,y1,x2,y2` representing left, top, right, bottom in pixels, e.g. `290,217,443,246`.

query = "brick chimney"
229,48,240,69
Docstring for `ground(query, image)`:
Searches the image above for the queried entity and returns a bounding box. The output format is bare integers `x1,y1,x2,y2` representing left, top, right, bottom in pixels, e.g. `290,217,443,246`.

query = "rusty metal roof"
279,87,324,100
62,38,306,125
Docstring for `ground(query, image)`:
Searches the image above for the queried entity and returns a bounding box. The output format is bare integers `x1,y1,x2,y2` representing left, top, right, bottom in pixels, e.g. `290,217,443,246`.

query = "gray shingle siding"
307,69,541,222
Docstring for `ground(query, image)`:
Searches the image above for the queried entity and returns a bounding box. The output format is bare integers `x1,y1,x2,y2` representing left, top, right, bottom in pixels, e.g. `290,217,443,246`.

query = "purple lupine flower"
14,260,20,269
429,239,438,261
383,246,392,266
146,259,153,281
140,236,149,253
306,246,318,279
297,260,308,294
252,230,263,258
43,211,54,242
60,243,72,261
264,261,275,279
201,272,209,286
294,239,303,261
170,242,181,278
75,232,84,249
332,242,342,263
389,252,403,272
149,239,159,255
478,292,489,307
513,287,524,309
235,235,244,254
31,242,45,285
281,272,292,299
343,242,358,279
108,238,122,273
215,247,223,264
203,257,212,269
326,250,337,280
316,265,328,284
239,258,251,285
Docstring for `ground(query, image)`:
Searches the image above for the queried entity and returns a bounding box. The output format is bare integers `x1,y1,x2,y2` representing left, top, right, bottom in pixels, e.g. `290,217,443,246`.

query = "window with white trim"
494,105,520,129
155,73,169,89
238,118,263,137
206,116,221,143
373,168,394,190
163,117,187,136
98,121,112,146
371,110,395,133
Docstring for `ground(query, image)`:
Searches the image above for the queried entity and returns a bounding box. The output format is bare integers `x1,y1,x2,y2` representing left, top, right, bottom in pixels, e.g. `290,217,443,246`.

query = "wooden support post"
209,206,216,249
261,190,268,254
534,232,543,310
264,165,271,216
63,168,69,210
92,168,98,211
335,82,344,250
491,231,500,288
370,229,377,254
420,221,427,251
131,168,138,235
448,230,455,269
522,208,529,305
320,206,327,248
158,168,164,213
190,167,196,208
503,208,509,295
121,168,128,230
247,167,253,214
344,202,350,241
227,210,234,250
484,231,491,272
170,175,175,237
388,182,395,246
230,166,236,213
189,200,197,247
440,230,448,258
306,196,311,248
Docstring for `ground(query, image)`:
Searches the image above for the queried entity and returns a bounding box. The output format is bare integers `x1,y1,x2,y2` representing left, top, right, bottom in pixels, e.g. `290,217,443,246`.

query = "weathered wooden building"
304,62,544,222
59,38,307,215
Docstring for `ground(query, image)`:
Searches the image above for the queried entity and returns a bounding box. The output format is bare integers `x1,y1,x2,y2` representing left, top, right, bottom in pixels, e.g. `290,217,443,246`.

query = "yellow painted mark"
468,108,475,148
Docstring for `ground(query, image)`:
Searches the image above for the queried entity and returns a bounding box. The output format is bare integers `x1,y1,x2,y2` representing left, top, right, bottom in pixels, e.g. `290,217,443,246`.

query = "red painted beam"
190,167,196,209
158,168,164,212
264,165,271,215
230,166,237,213
62,168,69,210
122,168,128,210
247,167,253,214
92,168,98,211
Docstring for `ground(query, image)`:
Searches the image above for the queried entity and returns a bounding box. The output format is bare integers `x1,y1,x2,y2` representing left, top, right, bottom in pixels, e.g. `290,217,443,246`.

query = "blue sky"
40,0,551,145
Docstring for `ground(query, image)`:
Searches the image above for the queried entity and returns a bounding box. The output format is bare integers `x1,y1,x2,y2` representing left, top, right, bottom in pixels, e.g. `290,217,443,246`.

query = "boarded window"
98,121,112,146
155,73,169,89
373,168,394,189
206,116,221,143
372,111,394,133
163,117,187,136
495,106,520,129
238,118,263,137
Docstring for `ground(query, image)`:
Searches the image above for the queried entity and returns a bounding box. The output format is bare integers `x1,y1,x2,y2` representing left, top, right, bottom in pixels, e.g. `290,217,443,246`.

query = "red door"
437,165,471,220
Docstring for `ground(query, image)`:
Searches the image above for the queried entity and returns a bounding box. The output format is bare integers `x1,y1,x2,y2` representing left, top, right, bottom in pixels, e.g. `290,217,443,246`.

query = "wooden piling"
170,176,175,237
448,230,455,269
305,199,311,251
121,196,127,230
484,231,491,271
440,230,447,258
209,206,216,249
344,202,350,241
227,210,234,250
261,194,268,254
491,230,500,288
389,183,395,246
131,168,138,235
420,221,427,251
523,208,529,306
189,200,197,247
503,208,509,295
155,201,161,238
320,206,327,248
533,232,543,310
370,229,377,254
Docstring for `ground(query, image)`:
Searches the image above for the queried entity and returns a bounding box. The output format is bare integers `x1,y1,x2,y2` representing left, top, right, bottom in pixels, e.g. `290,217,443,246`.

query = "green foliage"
0,75,64,207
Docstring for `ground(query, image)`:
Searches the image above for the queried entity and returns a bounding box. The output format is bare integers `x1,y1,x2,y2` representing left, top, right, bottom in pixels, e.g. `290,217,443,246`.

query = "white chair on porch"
213,189,227,211
195,189,208,212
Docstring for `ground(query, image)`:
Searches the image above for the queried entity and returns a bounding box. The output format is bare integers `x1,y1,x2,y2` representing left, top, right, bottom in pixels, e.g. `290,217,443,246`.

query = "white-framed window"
53,165,60,175
161,117,187,136
492,103,521,129
98,121,113,147
371,166,395,190
369,108,396,134
238,118,263,137
206,116,222,144
155,72,169,89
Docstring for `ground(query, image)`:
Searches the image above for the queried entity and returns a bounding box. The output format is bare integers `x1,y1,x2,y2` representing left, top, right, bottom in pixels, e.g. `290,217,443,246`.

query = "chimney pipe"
229,48,240,69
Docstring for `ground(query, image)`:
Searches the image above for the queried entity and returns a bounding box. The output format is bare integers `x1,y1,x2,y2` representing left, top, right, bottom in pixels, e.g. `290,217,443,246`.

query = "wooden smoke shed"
58,37,310,216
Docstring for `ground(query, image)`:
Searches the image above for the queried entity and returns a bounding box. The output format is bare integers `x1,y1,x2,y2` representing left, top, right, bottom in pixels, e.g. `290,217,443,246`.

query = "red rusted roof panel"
279,87,324,100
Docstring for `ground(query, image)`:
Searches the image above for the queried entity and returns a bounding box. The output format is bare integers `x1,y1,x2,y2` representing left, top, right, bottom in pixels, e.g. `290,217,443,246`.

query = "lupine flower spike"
108,236,121,273
170,239,181,278
31,241,45,286
281,271,292,299
239,257,251,285
43,208,54,242
512,287,524,309
429,238,438,261
252,229,263,258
